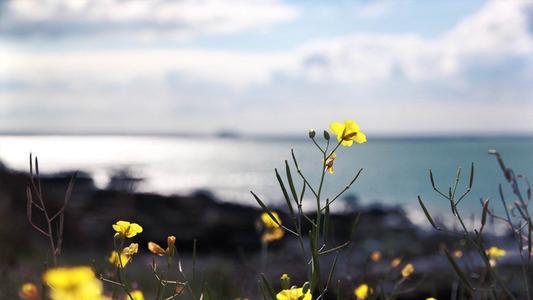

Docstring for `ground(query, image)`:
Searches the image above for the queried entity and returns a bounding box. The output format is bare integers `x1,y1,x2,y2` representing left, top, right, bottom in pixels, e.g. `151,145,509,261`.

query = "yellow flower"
330,120,367,147
280,273,291,289
276,287,312,300
109,242,139,268
122,243,139,256
262,227,285,242
370,250,382,262
43,266,103,300
112,221,143,238
129,290,144,300
426,298,437,300
354,283,371,299
325,152,337,174
486,246,506,258
148,235,177,257
19,283,39,300
109,251,130,268
453,250,463,258
390,257,402,268
167,235,177,256
401,263,414,278
261,212,281,229
148,241,166,256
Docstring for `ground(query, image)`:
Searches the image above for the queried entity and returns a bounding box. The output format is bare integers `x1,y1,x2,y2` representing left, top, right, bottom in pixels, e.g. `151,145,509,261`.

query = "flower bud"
323,130,330,140
308,129,316,139
167,235,176,257
280,273,291,290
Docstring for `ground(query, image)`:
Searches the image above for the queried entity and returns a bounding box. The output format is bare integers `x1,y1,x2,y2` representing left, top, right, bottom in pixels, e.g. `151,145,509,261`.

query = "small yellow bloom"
324,152,337,174
370,251,382,262
426,298,437,300
112,221,143,238
262,227,285,242
280,273,291,289
43,266,103,300
148,241,167,256
330,120,367,147
109,251,130,268
148,235,177,257
486,246,506,258
167,235,176,247
129,290,144,300
401,263,414,278
19,283,39,300
261,212,281,229
276,287,311,300
122,243,139,256
453,250,463,258
354,283,371,299
390,257,402,268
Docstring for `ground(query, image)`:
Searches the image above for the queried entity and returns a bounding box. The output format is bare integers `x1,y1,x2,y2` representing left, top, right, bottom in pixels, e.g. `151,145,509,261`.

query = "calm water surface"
0,135,531,218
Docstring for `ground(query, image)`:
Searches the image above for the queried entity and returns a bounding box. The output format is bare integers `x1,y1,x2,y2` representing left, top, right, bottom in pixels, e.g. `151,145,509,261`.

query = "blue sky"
0,0,532,135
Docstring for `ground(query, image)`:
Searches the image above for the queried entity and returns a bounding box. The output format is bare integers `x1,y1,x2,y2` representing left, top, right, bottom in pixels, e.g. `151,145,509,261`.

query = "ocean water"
0,135,532,218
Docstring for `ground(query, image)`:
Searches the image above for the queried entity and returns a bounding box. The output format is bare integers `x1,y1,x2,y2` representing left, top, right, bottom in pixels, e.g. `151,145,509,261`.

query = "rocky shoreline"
0,164,511,299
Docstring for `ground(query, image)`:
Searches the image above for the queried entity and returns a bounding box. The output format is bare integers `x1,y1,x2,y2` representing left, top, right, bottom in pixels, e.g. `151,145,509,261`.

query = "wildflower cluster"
17,121,530,299
418,150,532,299
253,119,367,299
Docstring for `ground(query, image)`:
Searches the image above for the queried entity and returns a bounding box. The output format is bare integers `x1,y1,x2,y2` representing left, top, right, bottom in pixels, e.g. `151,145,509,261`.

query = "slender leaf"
285,160,299,205
418,196,439,230
260,274,277,300
444,248,473,291
275,168,294,215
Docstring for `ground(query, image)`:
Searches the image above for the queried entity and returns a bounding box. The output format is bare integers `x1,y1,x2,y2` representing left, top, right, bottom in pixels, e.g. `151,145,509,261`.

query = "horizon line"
0,130,532,140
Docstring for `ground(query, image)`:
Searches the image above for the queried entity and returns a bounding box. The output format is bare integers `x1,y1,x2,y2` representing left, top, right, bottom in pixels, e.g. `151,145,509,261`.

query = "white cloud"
291,1,533,84
1,0,532,133
0,0,299,40
1,47,297,89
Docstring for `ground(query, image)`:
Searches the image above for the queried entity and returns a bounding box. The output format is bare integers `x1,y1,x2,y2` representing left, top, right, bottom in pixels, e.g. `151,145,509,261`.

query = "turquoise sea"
0,135,531,220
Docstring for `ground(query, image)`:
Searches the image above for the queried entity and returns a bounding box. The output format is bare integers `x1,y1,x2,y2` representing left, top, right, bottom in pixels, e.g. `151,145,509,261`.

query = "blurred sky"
0,0,532,135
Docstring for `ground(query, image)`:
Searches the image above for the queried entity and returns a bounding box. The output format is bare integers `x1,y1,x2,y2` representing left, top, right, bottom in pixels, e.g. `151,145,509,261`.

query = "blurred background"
1,0,532,212
0,0,533,298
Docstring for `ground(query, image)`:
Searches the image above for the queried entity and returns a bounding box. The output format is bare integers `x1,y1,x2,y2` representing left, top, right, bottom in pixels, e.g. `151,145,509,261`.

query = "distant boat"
214,130,241,139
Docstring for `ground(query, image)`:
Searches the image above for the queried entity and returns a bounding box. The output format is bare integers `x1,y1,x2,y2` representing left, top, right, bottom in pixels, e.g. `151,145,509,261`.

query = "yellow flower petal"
43,266,103,300
129,290,144,300
325,152,337,174
148,242,167,256
354,283,371,299
344,120,361,133
485,246,506,258
122,243,139,256
390,257,402,268
261,212,281,228
330,119,367,146
401,263,414,278
112,220,143,238
262,227,285,242
370,251,382,262
341,139,354,147
329,122,345,137
354,131,367,144
276,287,311,300
109,251,130,268
19,283,39,300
